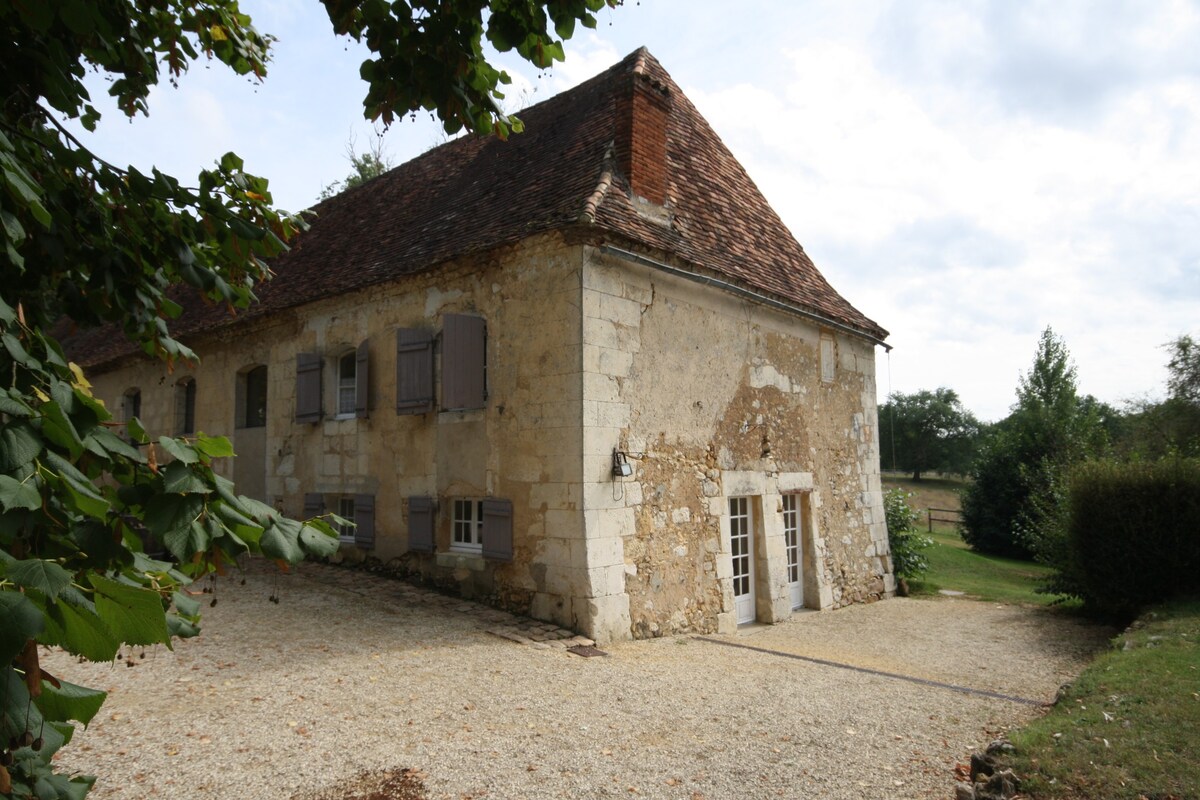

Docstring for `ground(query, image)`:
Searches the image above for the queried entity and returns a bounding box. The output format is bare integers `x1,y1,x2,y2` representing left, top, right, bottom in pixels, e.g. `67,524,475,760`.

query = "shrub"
1064,458,1200,616
884,488,933,582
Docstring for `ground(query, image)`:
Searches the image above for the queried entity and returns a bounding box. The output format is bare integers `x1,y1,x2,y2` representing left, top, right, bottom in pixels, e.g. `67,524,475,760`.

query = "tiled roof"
67,48,885,368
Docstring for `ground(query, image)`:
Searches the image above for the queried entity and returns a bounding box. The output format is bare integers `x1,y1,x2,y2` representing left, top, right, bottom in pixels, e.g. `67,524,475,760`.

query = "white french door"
783,494,803,610
729,497,755,624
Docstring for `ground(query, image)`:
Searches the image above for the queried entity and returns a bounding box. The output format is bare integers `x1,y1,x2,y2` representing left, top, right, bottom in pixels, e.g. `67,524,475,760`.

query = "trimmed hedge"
1067,458,1200,615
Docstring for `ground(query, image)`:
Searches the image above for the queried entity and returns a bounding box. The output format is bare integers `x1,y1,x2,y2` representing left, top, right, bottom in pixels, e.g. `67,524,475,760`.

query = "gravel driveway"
44,561,1112,800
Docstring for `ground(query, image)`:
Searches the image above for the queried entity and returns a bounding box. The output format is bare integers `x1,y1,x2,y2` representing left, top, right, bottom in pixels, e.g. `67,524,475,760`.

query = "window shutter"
355,339,370,419
295,352,323,423
408,495,435,553
395,329,435,414
481,498,513,561
354,494,375,549
442,314,486,410
303,493,325,518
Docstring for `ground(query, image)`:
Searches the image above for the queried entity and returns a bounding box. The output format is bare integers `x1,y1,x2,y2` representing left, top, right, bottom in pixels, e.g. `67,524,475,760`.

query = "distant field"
881,475,1063,607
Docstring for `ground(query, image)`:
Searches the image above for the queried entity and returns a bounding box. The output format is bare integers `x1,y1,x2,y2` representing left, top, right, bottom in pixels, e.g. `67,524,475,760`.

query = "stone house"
68,49,893,644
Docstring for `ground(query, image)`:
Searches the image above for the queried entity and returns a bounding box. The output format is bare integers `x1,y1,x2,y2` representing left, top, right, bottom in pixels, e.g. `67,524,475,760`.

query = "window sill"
333,413,357,421
436,551,487,572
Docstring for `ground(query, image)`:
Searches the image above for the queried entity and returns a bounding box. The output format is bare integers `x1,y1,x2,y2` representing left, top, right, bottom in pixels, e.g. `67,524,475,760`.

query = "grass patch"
908,529,1062,606
1001,598,1200,799
884,476,1063,606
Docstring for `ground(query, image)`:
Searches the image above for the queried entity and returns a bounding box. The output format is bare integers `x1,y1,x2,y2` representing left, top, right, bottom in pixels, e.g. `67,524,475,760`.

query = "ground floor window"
337,496,356,543
452,498,484,552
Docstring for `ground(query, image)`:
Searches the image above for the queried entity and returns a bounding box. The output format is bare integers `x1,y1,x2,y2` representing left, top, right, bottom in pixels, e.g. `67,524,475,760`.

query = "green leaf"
0,591,44,663
0,419,42,471
89,575,170,648
193,434,235,459
157,435,198,465
7,559,73,600
59,468,110,520
163,520,211,562
0,474,41,511
40,400,84,459
162,460,209,494
41,592,120,662
143,493,203,537
35,680,106,727
260,516,304,562
172,590,200,618
300,521,339,557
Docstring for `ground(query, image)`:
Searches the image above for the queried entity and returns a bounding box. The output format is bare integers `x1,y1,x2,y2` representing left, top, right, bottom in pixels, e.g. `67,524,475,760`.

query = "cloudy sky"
75,0,1200,421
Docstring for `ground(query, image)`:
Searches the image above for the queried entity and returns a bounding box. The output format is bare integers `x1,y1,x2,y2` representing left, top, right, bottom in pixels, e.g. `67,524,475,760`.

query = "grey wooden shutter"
442,314,486,410
481,498,513,561
295,353,323,423
355,339,370,418
303,493,325,518
354,494,375,548
408,495,435,553
395,329,435,414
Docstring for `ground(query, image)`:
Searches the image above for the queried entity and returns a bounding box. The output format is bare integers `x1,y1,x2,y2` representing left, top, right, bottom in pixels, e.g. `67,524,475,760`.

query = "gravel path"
43,562,1113,800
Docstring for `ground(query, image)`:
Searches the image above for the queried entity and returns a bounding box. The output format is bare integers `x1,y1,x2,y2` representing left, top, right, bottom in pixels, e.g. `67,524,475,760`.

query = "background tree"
1166,333,1200,405
0,1,620,796
317,130,394,200
878,388,981,480
960,327,1106,559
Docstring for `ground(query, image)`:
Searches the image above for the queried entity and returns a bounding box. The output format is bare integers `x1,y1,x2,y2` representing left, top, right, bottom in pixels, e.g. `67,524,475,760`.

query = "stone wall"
84,234,891,644
87,234,591,625
580,246,892,638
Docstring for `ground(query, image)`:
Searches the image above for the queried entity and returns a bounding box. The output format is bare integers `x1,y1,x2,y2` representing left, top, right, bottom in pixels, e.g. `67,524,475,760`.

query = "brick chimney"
614,71,671,206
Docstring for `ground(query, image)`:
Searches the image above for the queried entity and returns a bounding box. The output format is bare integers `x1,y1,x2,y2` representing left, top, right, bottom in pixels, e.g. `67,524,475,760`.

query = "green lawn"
1002,598,1200,799
883,476,1063,606
882,478,1199,799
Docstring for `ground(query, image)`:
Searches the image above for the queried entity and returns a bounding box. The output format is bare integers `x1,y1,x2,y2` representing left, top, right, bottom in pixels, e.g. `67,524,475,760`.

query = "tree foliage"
1,0,619,795
1166,334,1200,405
878,388,981,480
882,489,932,586
960,328,1107,559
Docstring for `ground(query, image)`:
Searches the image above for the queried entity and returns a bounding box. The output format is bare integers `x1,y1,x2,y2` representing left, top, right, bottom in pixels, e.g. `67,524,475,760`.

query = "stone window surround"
715,470,826,632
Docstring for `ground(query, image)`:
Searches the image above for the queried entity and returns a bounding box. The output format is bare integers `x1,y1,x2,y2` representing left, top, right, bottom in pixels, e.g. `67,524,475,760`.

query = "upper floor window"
237,365,267,429
175,377,196,435
442,314,487,411
122,388,141,442
295,340,369,424
337,350,357,418
820,333,836,384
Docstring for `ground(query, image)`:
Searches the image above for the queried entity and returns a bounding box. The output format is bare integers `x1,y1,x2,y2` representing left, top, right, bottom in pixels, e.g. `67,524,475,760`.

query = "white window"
452,499,484,552
729,496,756,624
337,496,356,543
337,350,357,417
783,494,800,586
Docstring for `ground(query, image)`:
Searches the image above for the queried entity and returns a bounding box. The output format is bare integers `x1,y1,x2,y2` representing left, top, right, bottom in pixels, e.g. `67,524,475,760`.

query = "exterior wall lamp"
611,449,633,479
